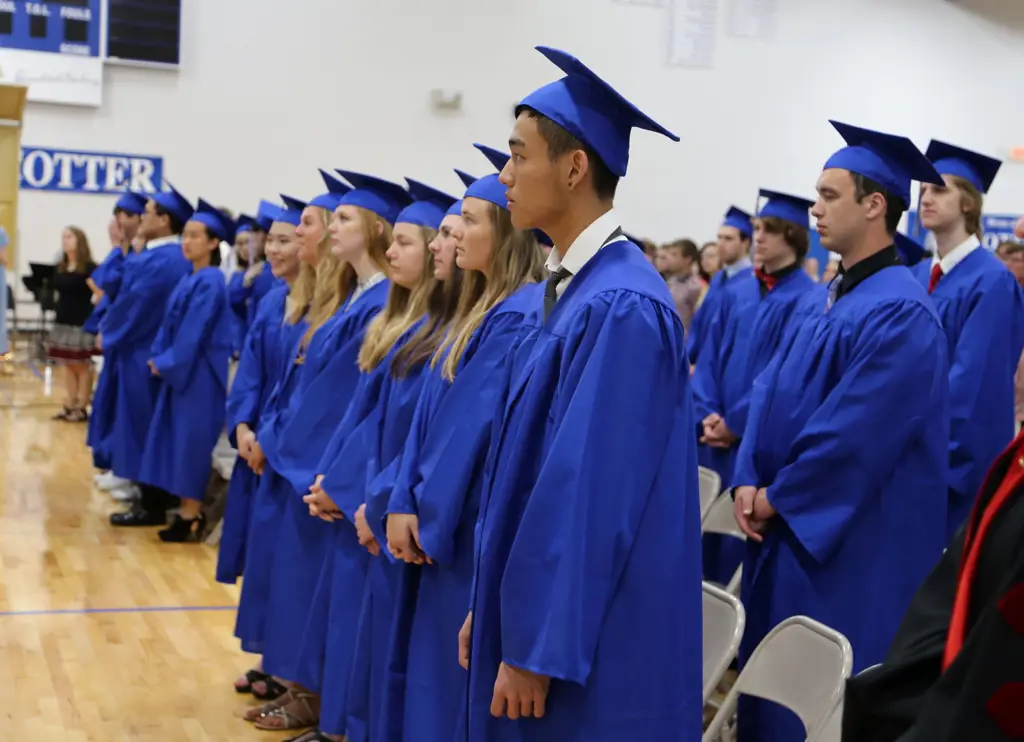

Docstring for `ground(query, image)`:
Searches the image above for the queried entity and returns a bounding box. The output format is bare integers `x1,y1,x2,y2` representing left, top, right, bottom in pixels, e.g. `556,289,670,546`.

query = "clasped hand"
235,425,265,475
701,412,737,449
733,485,777,543
386,513,431,565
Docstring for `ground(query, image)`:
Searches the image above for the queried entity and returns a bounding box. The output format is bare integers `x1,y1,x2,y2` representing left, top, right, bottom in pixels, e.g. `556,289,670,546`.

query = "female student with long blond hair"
381,144,546,742
245,172,409,734
293,178,460,742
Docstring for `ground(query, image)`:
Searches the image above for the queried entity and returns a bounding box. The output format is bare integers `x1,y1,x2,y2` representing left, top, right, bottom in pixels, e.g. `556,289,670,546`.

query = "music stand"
22,263,58,362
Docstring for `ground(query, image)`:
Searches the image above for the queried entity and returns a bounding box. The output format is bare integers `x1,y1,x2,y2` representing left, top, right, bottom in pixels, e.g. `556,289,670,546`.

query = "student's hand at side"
458,612,472,670
752,487,777,522
236,425,255,462
734,485,768,543
147,360,160,377
248,440,266,475
386,513,430,564
354,503,380,556
491,662,550,720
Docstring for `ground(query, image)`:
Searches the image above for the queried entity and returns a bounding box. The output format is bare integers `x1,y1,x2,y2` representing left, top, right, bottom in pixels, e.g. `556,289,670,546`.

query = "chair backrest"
701,490,745,538
808,700,843,742
701,581,745,703
698,466,721,520
703,616,854,742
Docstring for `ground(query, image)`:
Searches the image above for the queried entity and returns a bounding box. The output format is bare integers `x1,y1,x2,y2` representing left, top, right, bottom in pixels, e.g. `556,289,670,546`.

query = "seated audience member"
996,240,1024,288
659,238,703,331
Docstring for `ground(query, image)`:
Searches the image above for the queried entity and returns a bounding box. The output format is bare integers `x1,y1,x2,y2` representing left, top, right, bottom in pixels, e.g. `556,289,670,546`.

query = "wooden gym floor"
0,362,284,741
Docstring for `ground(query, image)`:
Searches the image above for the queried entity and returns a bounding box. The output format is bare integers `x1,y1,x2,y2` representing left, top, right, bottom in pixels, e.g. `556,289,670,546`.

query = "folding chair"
702,581,745,705
808,699,843,742
701,490,745,595
698,466,721,520
703,616,854,742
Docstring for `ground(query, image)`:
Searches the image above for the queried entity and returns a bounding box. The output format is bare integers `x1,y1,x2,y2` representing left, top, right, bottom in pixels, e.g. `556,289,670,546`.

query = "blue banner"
19,146,164,195
906,212,1022,253
0,1,101,57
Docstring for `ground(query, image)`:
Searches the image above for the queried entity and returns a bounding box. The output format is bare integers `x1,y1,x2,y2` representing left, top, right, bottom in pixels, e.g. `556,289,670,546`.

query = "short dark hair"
664,238,700,262
154,204,185,235
998,240,1024,257
851,174,903,235
200,225,224,267
757,217,810,261
515,106,619,201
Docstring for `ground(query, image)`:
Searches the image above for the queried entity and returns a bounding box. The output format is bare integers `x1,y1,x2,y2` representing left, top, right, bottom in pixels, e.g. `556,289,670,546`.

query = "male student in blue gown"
104,187,194,527
693,189,816,586
731,121,952,742
464,47,703,742
687,206,753,364
911,141,1024,539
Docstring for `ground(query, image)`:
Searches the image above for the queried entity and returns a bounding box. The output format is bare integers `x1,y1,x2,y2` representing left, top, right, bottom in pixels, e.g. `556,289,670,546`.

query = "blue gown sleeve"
732,352,783,488
150,277,226,390
765,301,947,564
690,302,728,420
228,272,250,320
225,311,268,445
499,293,688,684
323,401,382,522
385,382,437,518
946,276,1024,503
100,257,167,351
96,251,126,297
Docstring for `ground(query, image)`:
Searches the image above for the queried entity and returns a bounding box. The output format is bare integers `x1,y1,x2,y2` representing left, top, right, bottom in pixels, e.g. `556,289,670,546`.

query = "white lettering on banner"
59,44,92,57
24,2,50,17
19,147,165,195
60,6,91,21
0,1,15,12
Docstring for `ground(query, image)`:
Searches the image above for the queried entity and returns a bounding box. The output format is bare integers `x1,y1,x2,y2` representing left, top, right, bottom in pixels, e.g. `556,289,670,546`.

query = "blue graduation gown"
86,247,130,469
382,283,544,742
227,270,249,355
259,280,389,689
216,283,290,585
138,267,233,502
309,320,430,739
468,242,703,742
913,249,1024,537
733,264,950,742
686,265,753,364
693,268,815,584
233,314,307,654
101,241,192,483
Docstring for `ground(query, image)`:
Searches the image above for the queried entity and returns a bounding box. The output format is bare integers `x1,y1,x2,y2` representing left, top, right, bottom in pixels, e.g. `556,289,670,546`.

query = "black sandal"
52,406,72,421
236,669,288,701
157,513,207,543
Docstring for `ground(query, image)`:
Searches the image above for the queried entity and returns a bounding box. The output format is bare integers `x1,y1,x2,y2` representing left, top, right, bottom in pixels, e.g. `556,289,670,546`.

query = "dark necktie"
544,267,572,321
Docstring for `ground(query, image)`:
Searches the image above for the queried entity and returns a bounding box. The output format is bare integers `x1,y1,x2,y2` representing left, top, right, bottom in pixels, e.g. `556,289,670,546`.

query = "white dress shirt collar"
724,256,753,277
545,208,625,277
933,234,981,275
146,235,180,250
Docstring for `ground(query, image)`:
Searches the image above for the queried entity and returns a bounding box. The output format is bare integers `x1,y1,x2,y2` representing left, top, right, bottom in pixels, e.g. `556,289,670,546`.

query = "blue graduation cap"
255,199,281,231
335,170,412,225
276,194,306,227
475,143,510,172
189,198,235,242
925,140,1002,194
397,178,458,230
894,231,926,267
446,200,464,218
150,183,194,224
454,169,478,189
757,189,815,231
235,214,256,237
722,206,753,238
466,144,553,244
309,169,353,212
114,190,147,216
517,46,679,177
823,120,943,207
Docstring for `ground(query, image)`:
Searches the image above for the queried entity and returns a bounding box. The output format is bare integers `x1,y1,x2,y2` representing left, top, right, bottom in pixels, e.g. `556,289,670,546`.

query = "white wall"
13,0,1024,290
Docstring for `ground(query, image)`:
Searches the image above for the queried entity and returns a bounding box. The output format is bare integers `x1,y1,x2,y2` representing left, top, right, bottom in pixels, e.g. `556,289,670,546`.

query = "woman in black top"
49,226,97,421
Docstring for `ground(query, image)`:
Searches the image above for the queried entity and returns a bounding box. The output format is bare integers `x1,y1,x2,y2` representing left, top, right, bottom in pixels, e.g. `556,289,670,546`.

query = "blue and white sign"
19,146,164,195
0,1,104,106
906,212,1023,252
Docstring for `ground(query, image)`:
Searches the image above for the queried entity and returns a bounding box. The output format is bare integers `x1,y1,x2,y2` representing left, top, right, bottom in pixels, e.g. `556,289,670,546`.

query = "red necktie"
928,263,943,294
755,267,777,292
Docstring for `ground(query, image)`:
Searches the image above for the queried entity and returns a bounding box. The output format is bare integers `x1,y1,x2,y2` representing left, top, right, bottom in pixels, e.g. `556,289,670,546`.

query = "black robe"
842,433,1024,741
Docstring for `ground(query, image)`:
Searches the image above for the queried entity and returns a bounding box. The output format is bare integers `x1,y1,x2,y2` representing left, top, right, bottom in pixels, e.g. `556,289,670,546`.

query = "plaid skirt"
47,323,98,362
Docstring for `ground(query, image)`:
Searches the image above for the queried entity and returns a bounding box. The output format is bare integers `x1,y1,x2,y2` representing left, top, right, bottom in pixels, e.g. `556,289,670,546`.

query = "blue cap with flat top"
454,169,478,189
276,195,306,227
114,191,147,216
235,214,256,237
397,178,458,230
925,140,1002,194
335,170,412,225
469,143,553,245
309,169,353,212
894,231,926,267
189,198,235,242
517,46,680,178
823,120,943,207
757,190,815,231
255,200,280,231
722,206,753,237
150,184,194,224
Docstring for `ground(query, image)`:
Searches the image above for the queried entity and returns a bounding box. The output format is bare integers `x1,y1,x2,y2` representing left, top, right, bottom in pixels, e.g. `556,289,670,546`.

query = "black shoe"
110,505,167,527
158,513,206,543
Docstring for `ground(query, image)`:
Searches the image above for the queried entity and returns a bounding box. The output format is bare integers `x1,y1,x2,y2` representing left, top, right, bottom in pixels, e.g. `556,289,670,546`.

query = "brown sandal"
253,690,320,731
243,689,293,722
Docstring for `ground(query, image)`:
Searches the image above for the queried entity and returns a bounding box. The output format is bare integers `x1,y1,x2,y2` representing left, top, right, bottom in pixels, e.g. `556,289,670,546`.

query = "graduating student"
298,177,460,742
731,122,952,742
227,214,257,356
233,200,279,339
137,200,235,541
912,141,1024,538
693,189,816,585
246,174,404,734
464,47,702,742
104,187,194,527
380,145,546,742
230,197,309,697
686,205,753,363
842,426,1024,741
88,191,147,490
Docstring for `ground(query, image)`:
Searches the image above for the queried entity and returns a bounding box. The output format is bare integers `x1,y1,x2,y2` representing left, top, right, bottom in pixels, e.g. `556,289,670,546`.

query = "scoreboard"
0,1,101,58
